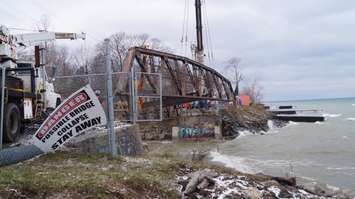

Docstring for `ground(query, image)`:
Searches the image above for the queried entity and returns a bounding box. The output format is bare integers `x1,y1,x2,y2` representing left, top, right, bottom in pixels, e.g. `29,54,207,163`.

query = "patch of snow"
124,157,152,166
268,186,281,197
217,188,240,199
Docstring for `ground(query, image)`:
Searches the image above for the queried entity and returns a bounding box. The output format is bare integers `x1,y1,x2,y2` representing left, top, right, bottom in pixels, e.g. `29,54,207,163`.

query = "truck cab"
1,25,84,143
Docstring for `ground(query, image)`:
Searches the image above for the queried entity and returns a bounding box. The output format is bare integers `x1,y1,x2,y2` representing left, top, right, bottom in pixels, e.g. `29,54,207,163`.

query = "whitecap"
327,166,355,171
352,104,355,106
209,151,257,173
326,184,341,192
267,120,274,129
314,121,324,125
238,130,253,138
299,176,317,182
346,117,355,121
286,121,299,127
322,113,342,118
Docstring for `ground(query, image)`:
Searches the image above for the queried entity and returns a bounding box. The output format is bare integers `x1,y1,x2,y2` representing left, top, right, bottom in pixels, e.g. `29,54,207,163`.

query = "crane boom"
14,31,86,47
0,25,86,61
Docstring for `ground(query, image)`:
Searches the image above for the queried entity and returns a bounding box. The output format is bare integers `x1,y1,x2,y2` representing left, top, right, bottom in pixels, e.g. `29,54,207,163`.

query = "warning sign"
33,85,107,152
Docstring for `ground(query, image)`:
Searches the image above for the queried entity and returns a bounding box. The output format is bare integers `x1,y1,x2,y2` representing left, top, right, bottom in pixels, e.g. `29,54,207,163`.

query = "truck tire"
3,103,21,143
56,98,61,107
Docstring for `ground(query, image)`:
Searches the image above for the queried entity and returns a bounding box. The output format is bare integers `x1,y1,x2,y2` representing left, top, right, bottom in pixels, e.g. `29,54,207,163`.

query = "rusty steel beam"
117,47,234,105
134,53,157,92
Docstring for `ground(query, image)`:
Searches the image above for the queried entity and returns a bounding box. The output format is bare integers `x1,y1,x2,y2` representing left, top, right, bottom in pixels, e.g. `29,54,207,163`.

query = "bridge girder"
116,47,235,106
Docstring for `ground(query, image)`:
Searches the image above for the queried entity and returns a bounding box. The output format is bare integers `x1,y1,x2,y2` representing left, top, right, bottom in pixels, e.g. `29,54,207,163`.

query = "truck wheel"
56,98,61,107
3,103,21,143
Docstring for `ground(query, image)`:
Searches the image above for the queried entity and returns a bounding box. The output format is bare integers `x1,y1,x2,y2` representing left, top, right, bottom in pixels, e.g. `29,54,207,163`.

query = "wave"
345,117,355,121
209,151,257,174
327,166,355,171
352,104,355,106
314,121,324,125
322,113,342,118
237,130,254,138
267,120,274,129
209,151,315,174
286,121,299,127
236,121,279,138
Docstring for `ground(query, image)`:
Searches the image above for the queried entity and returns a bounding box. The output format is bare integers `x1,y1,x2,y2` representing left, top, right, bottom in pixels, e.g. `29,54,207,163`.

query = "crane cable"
184,0,190,57
202,0,211,65
180,0,188,55
202,0,215,66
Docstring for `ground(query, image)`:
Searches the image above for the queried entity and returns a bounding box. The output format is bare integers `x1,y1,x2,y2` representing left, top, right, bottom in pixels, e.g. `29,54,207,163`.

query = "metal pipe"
0,144,43,166
104,39,118,157
0,67,6,149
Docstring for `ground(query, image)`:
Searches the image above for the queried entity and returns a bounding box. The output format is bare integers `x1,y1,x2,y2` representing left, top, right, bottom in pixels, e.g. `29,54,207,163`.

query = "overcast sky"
2,0,355,101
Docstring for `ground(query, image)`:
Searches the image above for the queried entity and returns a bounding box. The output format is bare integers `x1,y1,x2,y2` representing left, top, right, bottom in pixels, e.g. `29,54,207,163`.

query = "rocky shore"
147,141,354,199
220,105,287,139
178,167,346,199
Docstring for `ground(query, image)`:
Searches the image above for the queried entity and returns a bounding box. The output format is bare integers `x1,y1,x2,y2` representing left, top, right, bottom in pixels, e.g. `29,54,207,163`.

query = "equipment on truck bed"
0,25,85,143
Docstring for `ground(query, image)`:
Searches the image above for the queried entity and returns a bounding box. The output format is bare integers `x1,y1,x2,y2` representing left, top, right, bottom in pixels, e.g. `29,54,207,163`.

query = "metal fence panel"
134,72,162,122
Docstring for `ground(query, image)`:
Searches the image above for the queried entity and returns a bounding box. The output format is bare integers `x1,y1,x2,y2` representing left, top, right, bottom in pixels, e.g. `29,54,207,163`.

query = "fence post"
104,39,118,157
131,67,136,124
0,67,5,149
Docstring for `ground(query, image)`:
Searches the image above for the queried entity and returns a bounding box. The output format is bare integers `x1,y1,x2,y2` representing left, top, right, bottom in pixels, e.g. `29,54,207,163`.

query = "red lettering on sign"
35,91,89,140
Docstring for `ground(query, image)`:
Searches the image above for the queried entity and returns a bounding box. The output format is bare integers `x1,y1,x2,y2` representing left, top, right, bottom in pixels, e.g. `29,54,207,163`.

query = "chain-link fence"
54,72,132,122
134,72,162,122
53,71,163,123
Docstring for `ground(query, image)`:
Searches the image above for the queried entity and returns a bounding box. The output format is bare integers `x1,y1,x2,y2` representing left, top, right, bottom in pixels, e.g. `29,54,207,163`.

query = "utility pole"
0,66,5,149
195,0,204,64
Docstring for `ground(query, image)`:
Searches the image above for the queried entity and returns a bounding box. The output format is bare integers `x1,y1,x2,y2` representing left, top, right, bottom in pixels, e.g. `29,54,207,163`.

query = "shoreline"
146,139,354,198
0,138,353,198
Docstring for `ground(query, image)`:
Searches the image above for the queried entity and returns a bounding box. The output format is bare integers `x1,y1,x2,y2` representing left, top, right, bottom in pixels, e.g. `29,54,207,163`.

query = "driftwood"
184,169,218,195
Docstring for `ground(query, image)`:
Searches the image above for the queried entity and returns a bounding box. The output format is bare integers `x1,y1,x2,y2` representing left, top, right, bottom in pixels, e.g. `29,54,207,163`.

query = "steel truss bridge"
115,47,234,107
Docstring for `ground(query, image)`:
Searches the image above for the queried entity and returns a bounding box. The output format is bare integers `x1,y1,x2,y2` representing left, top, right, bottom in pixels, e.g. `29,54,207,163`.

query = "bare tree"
90,32,173,73
35,14,51,32
71,44,91,74
225,57,244,96
241,78,263,103
109,32,150,72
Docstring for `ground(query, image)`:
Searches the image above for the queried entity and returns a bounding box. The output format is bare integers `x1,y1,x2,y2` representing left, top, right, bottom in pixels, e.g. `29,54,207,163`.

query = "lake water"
211,98,355,191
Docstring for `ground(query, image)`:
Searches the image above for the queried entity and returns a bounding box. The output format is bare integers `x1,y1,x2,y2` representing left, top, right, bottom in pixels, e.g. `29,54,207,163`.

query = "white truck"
0,25,85,142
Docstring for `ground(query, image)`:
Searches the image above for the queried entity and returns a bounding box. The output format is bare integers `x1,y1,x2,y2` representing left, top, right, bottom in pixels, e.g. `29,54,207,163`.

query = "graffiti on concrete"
178,127,214,139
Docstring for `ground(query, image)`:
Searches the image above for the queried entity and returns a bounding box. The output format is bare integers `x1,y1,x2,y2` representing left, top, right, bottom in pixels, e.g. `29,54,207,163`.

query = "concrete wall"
139,112,222,140
67,125,144,156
